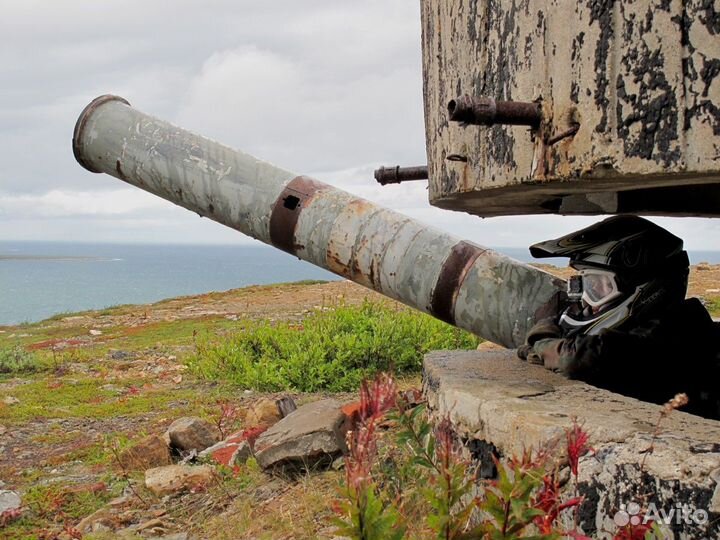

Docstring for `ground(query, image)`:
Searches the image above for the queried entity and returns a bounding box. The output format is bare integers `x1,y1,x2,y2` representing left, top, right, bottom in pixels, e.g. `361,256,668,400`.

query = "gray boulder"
254,399,350,470
165,417,221,453
0,490,21,514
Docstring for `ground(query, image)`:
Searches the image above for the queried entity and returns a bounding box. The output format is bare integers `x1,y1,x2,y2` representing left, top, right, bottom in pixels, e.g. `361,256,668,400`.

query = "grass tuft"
188,301,480,392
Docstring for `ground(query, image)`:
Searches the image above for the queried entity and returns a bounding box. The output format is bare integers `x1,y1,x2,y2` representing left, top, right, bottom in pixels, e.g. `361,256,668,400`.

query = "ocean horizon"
2,241,720,326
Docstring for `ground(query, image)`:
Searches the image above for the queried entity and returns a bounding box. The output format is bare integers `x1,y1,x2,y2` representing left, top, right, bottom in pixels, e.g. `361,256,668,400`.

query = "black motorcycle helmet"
530,215,689,335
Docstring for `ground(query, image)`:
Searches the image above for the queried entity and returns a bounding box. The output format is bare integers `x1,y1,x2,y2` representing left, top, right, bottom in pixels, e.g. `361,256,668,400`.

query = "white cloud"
0,189,169,218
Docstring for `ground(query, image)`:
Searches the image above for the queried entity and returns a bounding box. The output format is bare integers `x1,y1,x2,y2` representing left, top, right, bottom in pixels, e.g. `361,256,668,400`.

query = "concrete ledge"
424,350,720,539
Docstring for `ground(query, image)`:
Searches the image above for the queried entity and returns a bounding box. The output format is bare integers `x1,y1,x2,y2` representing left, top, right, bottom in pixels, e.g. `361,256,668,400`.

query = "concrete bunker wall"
423,348,720,539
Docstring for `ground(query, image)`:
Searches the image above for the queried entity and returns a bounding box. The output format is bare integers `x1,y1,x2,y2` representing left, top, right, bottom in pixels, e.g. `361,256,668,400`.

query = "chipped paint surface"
422,0,720,217
74,96,564,347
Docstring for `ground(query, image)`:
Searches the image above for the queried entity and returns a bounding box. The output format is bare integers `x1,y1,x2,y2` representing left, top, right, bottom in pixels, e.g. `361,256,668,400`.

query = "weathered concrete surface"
424,350,720,539
254,399,350,471
422,0,720,217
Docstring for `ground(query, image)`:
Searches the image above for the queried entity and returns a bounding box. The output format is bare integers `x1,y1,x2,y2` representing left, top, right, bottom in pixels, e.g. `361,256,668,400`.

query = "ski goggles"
567,269,622,308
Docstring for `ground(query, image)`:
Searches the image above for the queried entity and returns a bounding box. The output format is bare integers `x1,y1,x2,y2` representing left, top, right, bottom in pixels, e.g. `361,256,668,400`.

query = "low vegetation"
0,346,43,375
188,301,480,392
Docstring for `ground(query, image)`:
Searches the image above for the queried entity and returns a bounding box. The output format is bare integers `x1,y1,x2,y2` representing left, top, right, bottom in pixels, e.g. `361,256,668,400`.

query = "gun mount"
73,95,564,348
422,0,720,218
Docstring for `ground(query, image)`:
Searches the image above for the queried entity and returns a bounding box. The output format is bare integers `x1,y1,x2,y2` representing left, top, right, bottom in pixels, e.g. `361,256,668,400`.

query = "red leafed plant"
333,373,669,540
359,373,397,422
565,418,592,478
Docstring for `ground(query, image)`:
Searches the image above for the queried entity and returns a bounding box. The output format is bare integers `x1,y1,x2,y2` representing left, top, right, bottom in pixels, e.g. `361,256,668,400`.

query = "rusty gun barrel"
72,95,563,347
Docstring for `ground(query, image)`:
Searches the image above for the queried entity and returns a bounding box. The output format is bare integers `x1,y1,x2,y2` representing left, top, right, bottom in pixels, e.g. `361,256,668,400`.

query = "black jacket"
528,298,720,419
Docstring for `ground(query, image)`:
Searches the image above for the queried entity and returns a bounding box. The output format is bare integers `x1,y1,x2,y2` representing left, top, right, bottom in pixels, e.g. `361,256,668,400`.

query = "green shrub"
0,346,40,374
188,301,480,392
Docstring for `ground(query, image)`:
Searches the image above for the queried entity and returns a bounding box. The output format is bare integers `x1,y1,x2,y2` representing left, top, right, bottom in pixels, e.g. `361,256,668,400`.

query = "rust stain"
269,176,325,255
430,241,485,325
326,198,376,276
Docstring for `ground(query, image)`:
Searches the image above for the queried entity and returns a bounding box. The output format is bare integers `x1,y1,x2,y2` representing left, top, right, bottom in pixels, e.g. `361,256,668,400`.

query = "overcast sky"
2,1,719,251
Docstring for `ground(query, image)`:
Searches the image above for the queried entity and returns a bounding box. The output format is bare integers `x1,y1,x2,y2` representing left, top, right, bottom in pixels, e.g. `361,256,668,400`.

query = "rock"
100,384,125,394
165,417,221,453
89,329,103,336
2,396,19,405
108,349,132,360
135,517,165,531
145,464,214,497
75,507,116,533
199,439,252,467
118,435,172,470
400,388,424,408
276,396,297,418
0,425,6,436
476,340,505,351
254,399,350,470
0,490,21,514
341,401,361,428
244,398,282,426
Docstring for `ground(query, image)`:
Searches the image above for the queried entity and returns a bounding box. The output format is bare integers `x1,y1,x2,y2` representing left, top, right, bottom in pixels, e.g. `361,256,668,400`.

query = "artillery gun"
72,95,564,348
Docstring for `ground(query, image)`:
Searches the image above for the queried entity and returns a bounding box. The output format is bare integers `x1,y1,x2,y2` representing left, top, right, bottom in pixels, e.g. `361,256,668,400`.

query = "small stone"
244,397,282,426
75,507,115,533
0,490,21,514
276,396,297,418
108,495,132,508
136,517,164,531
118,435,172,470
144,464,214,497
100,384,125,394
89,329,103,336
400,388,424,408
165,417,221,453
2,396,19,405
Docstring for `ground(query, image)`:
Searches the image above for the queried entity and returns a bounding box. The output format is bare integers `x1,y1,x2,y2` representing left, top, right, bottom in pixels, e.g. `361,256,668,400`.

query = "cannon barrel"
72,95,564,348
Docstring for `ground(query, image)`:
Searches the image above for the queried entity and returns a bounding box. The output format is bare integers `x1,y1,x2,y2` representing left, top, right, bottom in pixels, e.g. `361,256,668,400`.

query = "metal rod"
374,165,428,185
73,95,564,348
447,95,542,128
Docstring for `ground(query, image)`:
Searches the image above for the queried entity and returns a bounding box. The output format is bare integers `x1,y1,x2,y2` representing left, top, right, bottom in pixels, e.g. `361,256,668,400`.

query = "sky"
1,1,719,250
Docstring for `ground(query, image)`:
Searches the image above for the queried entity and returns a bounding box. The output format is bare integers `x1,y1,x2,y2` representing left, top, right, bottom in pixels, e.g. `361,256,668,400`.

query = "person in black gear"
518,215,720,420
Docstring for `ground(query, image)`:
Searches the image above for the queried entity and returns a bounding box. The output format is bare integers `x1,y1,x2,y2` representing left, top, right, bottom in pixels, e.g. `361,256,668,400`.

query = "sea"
2,241,719,326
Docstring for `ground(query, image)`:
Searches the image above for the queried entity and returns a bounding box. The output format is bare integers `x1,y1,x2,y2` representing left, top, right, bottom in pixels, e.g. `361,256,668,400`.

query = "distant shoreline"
0,255,110,262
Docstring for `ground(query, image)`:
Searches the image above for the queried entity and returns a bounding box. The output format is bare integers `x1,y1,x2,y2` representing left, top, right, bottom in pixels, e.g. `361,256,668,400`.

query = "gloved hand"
526,318,563,346
531,338,565,371
517,318,566,372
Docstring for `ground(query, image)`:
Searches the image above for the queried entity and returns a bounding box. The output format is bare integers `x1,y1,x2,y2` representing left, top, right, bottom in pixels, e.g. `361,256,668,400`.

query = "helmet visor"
579,270,622,308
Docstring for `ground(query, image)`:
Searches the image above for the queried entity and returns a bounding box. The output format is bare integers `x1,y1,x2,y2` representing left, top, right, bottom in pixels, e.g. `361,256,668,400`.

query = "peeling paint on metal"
422,0,720,217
